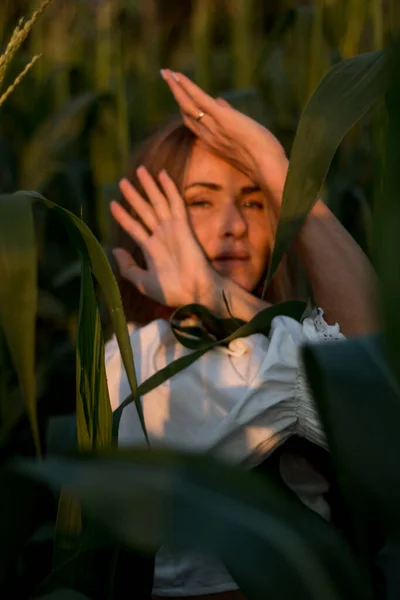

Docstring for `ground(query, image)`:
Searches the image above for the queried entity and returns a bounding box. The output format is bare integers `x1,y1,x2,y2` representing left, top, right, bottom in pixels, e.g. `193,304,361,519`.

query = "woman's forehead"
184,141,255,187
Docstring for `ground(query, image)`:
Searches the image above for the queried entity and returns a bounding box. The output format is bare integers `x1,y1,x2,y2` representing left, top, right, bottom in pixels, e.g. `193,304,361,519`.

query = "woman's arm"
292,199,378,335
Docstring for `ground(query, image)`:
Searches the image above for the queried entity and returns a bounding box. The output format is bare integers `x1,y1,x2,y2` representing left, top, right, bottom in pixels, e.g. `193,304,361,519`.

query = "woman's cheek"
188,215,215,255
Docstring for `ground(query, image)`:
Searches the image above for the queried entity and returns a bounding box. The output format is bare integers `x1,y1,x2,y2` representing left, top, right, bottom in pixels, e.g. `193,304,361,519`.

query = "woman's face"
183,141,273,292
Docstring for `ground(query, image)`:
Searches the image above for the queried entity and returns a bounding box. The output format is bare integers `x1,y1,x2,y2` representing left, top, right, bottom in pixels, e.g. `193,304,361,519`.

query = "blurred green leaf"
53,261,81,289
17,449,372,600
264,50,390,293
37,290,66,319
53,488,82,571
34,590,90,600
221,87,271,127
0,194,40,455
0,467,54,588
302,335,400,533
373,43,400,378
20,92,105,192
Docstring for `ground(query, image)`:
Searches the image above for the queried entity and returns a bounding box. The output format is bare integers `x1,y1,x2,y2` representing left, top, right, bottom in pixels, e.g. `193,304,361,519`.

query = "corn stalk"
340,0,370,58
307,0,330,101
139,0,161,127
230,0,255,88
191,0,215,92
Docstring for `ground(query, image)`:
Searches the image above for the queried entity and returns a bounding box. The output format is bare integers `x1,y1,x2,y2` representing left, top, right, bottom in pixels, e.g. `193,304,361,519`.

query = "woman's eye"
188,199,212,208
243,199,264,210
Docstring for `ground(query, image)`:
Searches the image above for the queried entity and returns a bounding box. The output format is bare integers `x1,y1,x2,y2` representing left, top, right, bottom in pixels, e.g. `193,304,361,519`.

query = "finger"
112,248,147,293
216,97,232,108
161,72,201,119
181,112,204,137
119,178,158,232
161,69,220,119
110,200,149,247
161,69,212,124
136,166,171,222
158,169,187,219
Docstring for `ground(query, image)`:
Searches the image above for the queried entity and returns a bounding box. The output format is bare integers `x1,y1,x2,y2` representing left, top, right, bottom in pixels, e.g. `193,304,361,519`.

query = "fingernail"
171,71,179,82
160,69,168,80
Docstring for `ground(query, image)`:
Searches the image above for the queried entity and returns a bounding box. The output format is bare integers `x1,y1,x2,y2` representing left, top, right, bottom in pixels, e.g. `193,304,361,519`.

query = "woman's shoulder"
269,307,345,345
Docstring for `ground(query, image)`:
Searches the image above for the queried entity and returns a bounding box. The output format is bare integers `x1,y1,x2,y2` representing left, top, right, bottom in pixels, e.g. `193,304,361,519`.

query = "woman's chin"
214,269,254,291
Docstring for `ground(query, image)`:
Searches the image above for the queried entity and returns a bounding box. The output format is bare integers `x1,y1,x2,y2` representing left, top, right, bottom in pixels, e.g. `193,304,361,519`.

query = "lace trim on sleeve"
295,364,328,449
305,307,345,342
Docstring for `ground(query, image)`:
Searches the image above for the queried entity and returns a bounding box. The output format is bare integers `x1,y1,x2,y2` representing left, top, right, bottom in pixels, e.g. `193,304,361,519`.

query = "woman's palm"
111,168,216,309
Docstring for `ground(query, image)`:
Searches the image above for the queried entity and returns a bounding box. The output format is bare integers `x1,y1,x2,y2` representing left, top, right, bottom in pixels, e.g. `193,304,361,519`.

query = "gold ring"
195,110,205,122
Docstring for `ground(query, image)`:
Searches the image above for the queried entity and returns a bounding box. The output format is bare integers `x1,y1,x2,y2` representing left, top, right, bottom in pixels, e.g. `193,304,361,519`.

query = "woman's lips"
212,255,250,268
213,253,250,261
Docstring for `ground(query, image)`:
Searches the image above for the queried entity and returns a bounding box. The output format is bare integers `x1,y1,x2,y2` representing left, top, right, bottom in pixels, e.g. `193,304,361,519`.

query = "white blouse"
105,308,344,597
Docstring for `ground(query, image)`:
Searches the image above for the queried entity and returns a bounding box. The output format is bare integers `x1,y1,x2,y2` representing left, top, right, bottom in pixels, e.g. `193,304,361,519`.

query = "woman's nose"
220,204,247,238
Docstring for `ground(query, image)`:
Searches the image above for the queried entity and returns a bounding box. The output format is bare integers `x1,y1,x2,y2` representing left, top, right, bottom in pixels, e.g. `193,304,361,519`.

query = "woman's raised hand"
111,167,219,309
160,69,289,198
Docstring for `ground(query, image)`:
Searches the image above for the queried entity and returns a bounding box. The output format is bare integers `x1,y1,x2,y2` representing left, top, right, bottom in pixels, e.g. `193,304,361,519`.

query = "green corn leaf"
170,300,305,350
17,449,372,600
16,190,146,443
0,194,40,455
263,50,390,294
75,255,112,450
54,253,112,568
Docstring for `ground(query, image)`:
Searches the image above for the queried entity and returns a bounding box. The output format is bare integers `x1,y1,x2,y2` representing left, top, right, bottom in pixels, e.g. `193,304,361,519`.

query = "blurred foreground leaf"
35,590,90,600
0,194,40,454
303,335,400,532
0,467,55,590
17,449,373,600
20,92,105,192
374,42,400,378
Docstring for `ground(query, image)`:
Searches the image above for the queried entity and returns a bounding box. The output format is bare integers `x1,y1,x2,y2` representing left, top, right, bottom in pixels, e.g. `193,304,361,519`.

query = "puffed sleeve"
105,308,345,463
269,307,345,449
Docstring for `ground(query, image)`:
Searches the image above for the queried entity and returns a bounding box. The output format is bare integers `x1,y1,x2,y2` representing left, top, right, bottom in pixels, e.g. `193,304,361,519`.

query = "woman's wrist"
202,273,271,322
254,152,288,208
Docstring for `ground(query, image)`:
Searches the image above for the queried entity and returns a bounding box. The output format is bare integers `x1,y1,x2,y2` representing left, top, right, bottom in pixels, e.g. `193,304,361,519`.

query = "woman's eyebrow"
184,183,262,193
241,185,261,195
184,182,222,191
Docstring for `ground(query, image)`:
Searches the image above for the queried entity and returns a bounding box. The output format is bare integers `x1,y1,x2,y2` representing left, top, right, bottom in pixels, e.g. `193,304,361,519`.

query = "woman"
105,70,376,598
